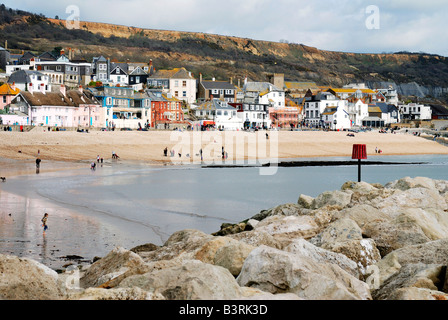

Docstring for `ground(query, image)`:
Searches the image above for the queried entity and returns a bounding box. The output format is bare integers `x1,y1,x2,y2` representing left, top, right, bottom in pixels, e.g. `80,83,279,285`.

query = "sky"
3,0,448,56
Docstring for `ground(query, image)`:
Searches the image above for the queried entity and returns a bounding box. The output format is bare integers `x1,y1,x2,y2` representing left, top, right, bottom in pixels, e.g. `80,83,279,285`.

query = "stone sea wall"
1,176,448,300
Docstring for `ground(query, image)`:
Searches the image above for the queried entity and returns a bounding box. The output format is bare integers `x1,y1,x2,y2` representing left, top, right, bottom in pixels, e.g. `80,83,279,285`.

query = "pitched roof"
149,67,194,79
19,90,98,107
200,80,235,90
0,83,20,95
7,70,47,84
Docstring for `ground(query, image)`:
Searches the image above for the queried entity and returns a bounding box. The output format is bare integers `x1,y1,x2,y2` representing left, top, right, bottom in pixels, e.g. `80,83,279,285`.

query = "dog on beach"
0,177,5,182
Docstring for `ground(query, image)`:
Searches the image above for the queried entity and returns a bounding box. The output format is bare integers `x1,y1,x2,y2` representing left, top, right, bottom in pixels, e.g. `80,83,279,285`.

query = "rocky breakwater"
1,176,448,300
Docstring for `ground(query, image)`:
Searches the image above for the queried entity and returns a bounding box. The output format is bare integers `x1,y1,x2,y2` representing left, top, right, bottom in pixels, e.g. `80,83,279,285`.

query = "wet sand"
1,129,447,270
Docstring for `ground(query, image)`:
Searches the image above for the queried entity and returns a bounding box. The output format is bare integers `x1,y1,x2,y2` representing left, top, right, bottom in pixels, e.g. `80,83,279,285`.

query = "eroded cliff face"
42,18,448,95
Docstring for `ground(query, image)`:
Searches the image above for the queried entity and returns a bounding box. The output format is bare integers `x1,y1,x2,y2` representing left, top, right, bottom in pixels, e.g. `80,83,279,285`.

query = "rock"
330,239,381,279
237,246,371,300
363,218,431,256
130,243,159,254
311,190,352,210
335,204,389,229
0,254,63,300
373,263,446,300
375,239,448,286
246,218,259,229
118,260,243,300
254,215,321,245
341,181,380,194
212,222,246,236
319,218,363,250
138,229,213,263
386,287,448,300
284,238,359,278
194,237,256,276
385,176,438,191
229,230,283,250
80,247,149,288
297,194,314,209
68,287,165,300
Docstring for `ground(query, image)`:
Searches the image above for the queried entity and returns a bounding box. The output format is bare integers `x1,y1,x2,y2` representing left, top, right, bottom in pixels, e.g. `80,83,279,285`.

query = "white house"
243,81,285,109
109,63,129,86
347,99,369,127
399,103,432,120
7,70,51,92
321,106,351,130
194,99,242,130
303,92,347,128
148,67,197,105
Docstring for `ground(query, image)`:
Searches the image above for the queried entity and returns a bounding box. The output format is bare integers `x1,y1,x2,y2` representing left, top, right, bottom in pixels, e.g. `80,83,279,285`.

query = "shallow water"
1,154,448,269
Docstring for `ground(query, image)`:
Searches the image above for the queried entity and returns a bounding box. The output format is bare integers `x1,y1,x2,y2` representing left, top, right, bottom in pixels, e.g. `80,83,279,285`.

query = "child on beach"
41,213,48,234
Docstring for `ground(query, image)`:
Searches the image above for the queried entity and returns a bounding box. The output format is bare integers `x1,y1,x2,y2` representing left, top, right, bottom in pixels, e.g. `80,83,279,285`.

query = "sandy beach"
0,129,447,168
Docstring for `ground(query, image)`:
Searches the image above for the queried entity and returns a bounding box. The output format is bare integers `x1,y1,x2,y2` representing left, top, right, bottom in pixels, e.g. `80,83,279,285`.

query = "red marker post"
352,144,367,182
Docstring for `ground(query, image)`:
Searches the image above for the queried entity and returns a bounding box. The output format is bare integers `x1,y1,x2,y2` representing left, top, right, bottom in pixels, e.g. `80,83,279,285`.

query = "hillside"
1,6,448,101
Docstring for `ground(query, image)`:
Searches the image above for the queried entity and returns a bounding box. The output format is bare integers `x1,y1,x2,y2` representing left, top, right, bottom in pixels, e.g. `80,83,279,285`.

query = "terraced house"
8,85,101,128
147,67,196,105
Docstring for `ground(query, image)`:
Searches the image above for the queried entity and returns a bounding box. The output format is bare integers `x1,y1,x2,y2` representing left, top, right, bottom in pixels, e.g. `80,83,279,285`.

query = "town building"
243,81,285,109
197,76,236,103
90,86,151,129
7,70,51,92
146,89,185,129
0,83,20,110
194,99,242,130
148,67,197,105
229,101,271,129
303,91,347,128
399,103,432,121
9,85,101,128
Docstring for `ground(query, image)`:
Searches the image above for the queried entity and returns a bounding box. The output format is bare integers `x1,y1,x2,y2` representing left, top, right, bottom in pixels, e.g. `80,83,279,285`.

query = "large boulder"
373,263,446,300
375,239,448,286
194,237,256,276
0,254,64,300
319,218,363,250
363,218,431,256
236,245,371,300
284,238,359,278
118,260,242,300
311,190,352,209
80,247,149,288
138,229,214,263
254,215,322,245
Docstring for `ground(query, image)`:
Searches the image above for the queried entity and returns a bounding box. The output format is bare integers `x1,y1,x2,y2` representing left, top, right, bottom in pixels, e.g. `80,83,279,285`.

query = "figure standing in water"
41,213,49,234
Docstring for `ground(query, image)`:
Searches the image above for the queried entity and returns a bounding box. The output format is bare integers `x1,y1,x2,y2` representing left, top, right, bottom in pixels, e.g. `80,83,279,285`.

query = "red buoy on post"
352,144,367,182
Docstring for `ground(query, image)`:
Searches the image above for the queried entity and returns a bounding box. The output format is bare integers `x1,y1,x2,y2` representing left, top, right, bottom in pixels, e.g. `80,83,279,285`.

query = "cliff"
1,7,448,100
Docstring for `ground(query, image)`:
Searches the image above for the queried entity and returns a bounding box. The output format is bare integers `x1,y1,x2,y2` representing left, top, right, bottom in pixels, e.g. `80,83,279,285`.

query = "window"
183,91,187,97
175,80,179,87
183,81,187,87
175,91,179,97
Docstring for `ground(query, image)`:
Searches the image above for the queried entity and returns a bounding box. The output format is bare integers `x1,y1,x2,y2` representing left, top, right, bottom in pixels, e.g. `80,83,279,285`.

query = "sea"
1,154,448,269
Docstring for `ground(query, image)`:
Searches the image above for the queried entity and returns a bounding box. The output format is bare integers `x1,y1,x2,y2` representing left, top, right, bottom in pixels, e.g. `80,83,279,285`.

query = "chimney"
68,47,72,60
11,82,16,91
149,59,153,67
60,84,66,96
40,83,46,94
78,85,83,94
244,76,247,85
230,77,233,85
4,40,7,50
212,77,215,82
60,48,65,56
28,83,33,94
199,73,202,83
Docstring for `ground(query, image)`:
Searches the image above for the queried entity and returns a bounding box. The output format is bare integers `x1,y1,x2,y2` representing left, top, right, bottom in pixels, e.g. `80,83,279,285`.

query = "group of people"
375,147,383,154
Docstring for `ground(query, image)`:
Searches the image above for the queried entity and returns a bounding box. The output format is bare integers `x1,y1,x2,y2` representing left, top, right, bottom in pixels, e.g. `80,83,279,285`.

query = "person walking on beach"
41,213,48,234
